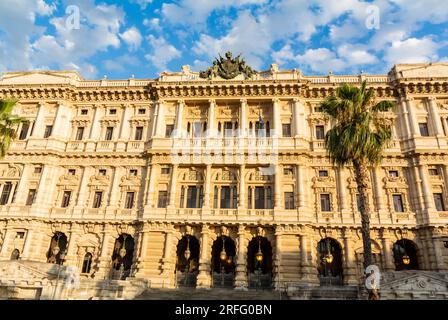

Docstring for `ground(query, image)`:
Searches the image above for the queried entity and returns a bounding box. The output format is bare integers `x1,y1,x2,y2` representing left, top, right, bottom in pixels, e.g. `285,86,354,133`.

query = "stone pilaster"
234,225,248,290
197,226,212,288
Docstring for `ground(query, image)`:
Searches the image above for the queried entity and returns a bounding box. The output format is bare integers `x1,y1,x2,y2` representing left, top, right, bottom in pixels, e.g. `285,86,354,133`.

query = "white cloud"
145,35,181,71
143,18,161,31
337,44,378,66
104,54,140,73
295,48,345,74
162,0,267,28
130,0,153,10
120,27,143,51
384,37,440,65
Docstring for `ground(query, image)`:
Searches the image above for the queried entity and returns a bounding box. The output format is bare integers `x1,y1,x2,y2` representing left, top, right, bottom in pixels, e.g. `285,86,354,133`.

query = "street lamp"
255,238,263,289
184,237,191,286
119,235,127,280
323,238,333,264
220,237,227,287
400,237,410,267
53,249,66,300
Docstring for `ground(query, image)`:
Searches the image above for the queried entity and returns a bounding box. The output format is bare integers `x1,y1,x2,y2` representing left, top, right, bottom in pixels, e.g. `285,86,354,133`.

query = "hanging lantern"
220,237,227,261
402,254,410,265
52,246,60,257
226,256,233,264
184,237,191,260
119,234,127,258
255,239,263,262
324,252,333,264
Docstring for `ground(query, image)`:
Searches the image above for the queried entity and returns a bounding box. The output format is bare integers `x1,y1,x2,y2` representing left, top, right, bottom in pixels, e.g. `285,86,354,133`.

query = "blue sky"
0,0,447,79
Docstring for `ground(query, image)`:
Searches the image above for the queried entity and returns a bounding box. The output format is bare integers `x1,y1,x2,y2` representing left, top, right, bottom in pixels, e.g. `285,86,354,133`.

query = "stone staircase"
287,286,360,300
135,288,286,300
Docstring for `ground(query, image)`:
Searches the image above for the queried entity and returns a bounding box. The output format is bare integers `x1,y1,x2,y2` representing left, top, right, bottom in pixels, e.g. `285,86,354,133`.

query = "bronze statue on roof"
199,51,256,80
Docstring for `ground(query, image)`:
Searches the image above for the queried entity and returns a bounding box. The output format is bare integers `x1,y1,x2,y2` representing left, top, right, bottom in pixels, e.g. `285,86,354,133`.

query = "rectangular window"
254,187,265,209
315,125,325,140
26,189,36,206
232,186,237,209
318,170,328,177
81,109,88,115
92,191,103,208
138,108,146,115
320,194,331,212
34,166,42,174
389,170,399,178
193,121,203,138
214,186,218,209
134,126,143,140
434,193,445,211
428,168,439,176
68,169,76,175
248,187,252,209
43,125,53,138
109,109,117,115
0,182,12,205
165,124,174,137
223,121,233,137
105,127,114,140
198,186,204,208
75,127,84,140
161,167,170,175
266,187,272,209
130,169,138,176
282,123,292,137
61,191,71,208
220,186,231,209
393,194,404,212
19,123,29,140
180,187,185,208
419,123,429,136
125,192,135,209
99,169,107,176
285,192,294,210
186,186,198,208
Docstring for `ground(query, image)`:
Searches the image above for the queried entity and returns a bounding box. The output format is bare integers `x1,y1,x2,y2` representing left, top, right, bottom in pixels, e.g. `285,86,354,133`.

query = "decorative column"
168,164,178,208
75,167,94,208
161,231,174,281
107,166,124,208
96,225,113,279
234,225,248,290
293,98,304,137
145,164,159,208
0,228,11,258
272,98,281,137
30,103,46,137
342,230,357,285
64,227,80,267
32,164,56,208
406,97,419,137
14,164,33,205
118,104,131,140
174,100,184,137
239,99,247,136
337,167,348,211
398,99,411,139
418,164,434,211
299,233,317,283
272,227,282,289
238,164,246,210
296,165,305,209
202,164,211,209
197,225,212,288
155,100,166,137
207,99,215,136
380,230,395,271
428,97,444,136
88,105,103,140
21,229,34,260
274,164,282,209
373,167,385,212
52,103,71,140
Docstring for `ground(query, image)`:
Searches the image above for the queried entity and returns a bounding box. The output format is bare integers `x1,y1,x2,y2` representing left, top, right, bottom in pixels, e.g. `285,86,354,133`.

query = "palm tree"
0,99,28,158
320,81,395,299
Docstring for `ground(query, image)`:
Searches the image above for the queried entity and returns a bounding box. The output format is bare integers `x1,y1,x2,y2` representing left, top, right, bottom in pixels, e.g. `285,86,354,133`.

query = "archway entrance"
10,249,20,260
47,232,68,265
175,235,200,287
393,239,419,270
247,236,272,289
211,236,236,288
111,234,135,280
317,238,343,285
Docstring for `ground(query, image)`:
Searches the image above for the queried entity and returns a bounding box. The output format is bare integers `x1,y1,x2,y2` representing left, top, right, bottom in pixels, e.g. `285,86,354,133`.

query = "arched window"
393,239,419,270
81,253,93,274
10,249,20,260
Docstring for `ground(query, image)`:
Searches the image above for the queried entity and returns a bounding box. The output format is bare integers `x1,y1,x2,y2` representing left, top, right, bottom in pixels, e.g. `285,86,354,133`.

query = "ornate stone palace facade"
1,58,448,299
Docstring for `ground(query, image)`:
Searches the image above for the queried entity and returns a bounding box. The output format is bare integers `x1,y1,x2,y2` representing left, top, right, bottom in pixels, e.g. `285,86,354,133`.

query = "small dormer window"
99,169,107,176
389,170,399,178
109,109,117,115
68,169,76,175
429,168,439,176
138,108,146,115
318,170,328,177
130,169,138,176
81,109,88,115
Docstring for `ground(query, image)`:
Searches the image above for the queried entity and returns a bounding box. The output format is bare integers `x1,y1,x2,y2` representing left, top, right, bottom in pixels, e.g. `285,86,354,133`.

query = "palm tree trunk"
353,158,378,300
